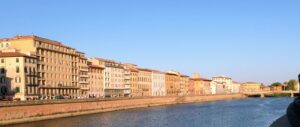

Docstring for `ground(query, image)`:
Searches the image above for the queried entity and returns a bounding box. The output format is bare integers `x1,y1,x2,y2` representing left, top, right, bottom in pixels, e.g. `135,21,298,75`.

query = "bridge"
243,90,298,98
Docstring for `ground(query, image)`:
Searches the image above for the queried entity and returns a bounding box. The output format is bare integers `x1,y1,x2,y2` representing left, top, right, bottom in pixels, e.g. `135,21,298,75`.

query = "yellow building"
0,49,38,100
0,35,82,99
240,82,262,93
165,71,181,96
191,74,210,95
137,68,152,96
190,78,204,95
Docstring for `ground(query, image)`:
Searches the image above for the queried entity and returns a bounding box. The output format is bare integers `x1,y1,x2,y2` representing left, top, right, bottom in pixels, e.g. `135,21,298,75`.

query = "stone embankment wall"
0,94,246,126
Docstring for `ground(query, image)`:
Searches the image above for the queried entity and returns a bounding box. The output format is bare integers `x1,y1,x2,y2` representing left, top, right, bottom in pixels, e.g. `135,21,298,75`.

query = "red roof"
137,68,152,72
181,75,190,77
94,57,115,63
192,78,211,81
0,52,32,58
88,65,104,69
130,68,139,72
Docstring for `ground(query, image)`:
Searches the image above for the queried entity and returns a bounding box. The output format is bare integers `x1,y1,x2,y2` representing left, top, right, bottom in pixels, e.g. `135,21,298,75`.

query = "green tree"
287,80,297,90
271,82,281,87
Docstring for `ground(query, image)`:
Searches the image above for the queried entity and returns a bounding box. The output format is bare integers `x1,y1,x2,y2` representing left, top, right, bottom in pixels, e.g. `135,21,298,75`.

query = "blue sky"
1,0,300,85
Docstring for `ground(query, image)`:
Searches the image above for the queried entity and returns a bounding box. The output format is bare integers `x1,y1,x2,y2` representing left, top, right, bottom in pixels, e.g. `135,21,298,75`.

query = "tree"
271,82,281,87
287,80,297,90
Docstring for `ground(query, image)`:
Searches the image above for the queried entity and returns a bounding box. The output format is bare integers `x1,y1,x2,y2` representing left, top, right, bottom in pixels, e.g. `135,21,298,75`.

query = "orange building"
240,82,262,93
190,73,212,95
188,78,195,95
87,64,104,98
0,35,83,99
165,71,181,96
190,78,204,95
180,75,190,96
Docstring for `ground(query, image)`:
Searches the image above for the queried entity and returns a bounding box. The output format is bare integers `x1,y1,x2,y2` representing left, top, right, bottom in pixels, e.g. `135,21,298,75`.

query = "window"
24,67,27,73
16,66,20,73
1,59,4,63
16,58,19,63
0,77,5,84
15,87,20,93
15,77,21,83
0,68,5,74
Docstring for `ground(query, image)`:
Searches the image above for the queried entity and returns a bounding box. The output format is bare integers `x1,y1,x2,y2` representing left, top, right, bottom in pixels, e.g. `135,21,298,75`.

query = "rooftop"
0,35,75,50
88,65,105,69
0,51,34,58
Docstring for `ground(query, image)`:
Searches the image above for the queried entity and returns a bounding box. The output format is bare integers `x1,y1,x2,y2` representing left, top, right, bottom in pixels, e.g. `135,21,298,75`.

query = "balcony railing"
79,81,89,84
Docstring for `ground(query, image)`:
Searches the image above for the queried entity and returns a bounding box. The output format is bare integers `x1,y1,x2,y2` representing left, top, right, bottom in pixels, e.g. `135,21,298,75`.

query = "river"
6,97,293,127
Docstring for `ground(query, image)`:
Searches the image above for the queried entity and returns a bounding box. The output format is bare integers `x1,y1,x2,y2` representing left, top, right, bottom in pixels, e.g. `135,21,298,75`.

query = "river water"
6,98,293,127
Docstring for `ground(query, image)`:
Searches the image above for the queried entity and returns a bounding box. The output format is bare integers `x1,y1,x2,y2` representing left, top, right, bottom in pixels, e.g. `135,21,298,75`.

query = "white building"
89,58,125,98
151,70,165,96
212,75,233,94
232,81,241,94
123,66,131,97
210,81,217,95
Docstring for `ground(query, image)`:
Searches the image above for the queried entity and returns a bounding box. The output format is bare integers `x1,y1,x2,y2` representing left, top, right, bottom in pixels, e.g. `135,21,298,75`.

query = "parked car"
0,98,13,101
55,95,65,99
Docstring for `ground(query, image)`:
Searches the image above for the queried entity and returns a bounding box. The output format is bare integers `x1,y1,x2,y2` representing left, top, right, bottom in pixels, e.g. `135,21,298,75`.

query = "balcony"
124,90,131,94
125,85,130,89
80,75,89,78
79,81,89,84
80,87,90,90
80,68,89,72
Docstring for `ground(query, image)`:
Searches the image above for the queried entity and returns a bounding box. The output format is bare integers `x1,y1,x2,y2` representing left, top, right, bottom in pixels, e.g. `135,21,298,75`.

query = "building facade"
88,64,104,98
188,78,195,95
77,52,89,98
0,49,38,100
151,70,165,96
202,78,212,95
212,75,233,94
179,75,190,96
232,81,241,94
240,82,262,93
123,66,131,97
90,58,125,98
123,64,139,97
137,68,152,97
0,36,82,99
165,71,181,96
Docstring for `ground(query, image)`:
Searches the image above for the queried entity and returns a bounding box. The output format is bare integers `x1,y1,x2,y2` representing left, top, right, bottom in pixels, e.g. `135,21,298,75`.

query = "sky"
0,0,300,85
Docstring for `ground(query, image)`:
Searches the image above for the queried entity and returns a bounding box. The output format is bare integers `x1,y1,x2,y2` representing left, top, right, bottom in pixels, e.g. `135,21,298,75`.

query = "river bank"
0,94,246,126
247,93,299,98
6,97,292,127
